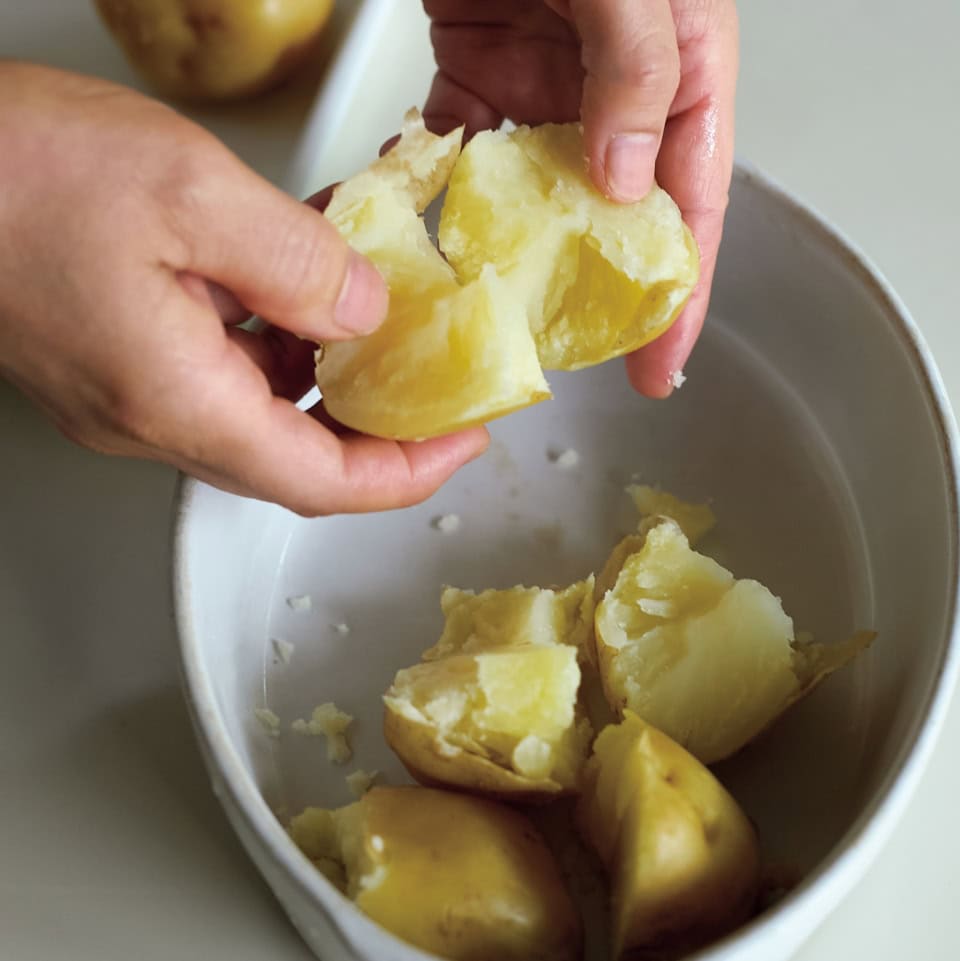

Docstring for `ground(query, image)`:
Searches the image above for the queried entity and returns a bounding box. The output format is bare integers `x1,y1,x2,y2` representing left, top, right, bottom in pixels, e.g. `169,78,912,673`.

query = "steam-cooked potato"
383,580,595,798
440,124,699,370
316,111,549,440
594,517,875,763
290,786,582,961
384,646,593,800
316,111,697,439
579,713,760,957
423,578,595,664
95,0,334,101
627,484,716,544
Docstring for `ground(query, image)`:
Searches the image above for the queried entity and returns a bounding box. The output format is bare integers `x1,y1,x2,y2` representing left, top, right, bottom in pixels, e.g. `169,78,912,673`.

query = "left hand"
422,0,739,397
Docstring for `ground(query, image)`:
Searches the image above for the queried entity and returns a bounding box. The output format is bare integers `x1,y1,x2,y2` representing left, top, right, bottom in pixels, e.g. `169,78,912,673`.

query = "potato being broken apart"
384,580,596,798
316,111,698,439
578,713,760,958
440,124,699,371
384,646,592,799
289,786,582,961
594,517,875,763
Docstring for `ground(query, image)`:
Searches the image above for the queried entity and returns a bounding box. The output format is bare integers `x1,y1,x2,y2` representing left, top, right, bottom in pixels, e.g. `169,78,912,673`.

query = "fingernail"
605,132,659,202
334,252,388,335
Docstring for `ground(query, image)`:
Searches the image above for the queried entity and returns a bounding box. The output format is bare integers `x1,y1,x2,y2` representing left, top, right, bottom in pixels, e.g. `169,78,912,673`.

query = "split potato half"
316,111,698,439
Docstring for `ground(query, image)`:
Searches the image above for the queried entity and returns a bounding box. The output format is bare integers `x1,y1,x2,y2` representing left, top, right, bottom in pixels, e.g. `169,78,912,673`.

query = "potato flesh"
595,518,874,763
627,484,716,544
424,578,595,663
385,646,585,784
578,714,759,956
439,124,699,370
316,114,549,440
290,786,582,961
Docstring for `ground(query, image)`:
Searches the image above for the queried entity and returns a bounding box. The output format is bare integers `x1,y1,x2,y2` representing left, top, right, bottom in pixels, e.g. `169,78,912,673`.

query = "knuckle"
622,40,681,96
152,141,232,265
266,211,349,317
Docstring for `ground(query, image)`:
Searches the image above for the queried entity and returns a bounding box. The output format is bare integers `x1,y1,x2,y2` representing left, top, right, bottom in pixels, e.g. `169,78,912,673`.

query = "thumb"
169,155,387,342
569,0,680,203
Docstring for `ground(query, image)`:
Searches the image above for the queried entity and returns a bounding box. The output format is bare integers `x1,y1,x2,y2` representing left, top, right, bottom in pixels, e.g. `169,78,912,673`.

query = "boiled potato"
316,111,698,439
594,517,876,763
578,713,760,957
627,484,716,545
290,786,582,961
440,123,699,370
384,646,592,799
423,578,595,664
316,111,549,440
95,0,333,101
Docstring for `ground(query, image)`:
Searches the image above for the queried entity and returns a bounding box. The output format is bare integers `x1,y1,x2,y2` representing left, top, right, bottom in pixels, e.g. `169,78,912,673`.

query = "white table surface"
2,2,959,959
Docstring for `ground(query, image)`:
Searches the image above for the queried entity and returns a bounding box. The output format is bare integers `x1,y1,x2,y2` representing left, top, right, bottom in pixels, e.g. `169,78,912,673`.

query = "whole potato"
95,0,335,101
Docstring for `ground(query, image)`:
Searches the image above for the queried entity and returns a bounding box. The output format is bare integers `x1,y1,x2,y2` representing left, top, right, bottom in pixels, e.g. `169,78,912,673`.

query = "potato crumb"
286,594,313,612
272,637,295,664
638,597,678,618
292,703,354,763
549,448,580,469
254,707,281,739
346,769,379,798
432,513,462,534
332,622,351,636
670,369,687,389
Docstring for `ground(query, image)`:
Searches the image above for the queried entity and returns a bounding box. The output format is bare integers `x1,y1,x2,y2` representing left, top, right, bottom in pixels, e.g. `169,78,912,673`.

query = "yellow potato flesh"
316,113,550,440
627,484,716,544
439,124,700,370
95,0,334,101
290,786,582,961
317,113,698,439
424,578,595,663
578,714,759,957
384,646,590,796
595,518,875,763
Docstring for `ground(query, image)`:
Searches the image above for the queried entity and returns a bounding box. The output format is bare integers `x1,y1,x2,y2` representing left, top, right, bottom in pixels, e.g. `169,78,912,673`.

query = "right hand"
0,63,488,515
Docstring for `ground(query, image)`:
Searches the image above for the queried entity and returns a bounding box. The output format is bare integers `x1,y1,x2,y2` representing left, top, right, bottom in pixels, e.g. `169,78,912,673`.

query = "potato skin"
579,714,760,957
382,705,572,803
355,787,583,961
95,0,334,101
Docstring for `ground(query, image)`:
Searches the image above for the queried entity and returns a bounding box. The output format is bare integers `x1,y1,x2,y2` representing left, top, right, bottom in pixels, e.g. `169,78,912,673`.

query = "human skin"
1,2,736,513
422,0,739,397
0,61,486,515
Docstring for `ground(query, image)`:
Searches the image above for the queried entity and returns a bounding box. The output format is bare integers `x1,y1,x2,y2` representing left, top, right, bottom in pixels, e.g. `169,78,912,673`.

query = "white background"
2,1,959,959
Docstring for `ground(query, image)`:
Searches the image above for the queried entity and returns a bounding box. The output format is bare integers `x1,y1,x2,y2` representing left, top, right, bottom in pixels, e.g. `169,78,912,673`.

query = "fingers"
92,285,488,514
176,377,490,516
422,70,503,138
164,152,388,343
626,1,738,397
569,0,680,202
227,326,317,401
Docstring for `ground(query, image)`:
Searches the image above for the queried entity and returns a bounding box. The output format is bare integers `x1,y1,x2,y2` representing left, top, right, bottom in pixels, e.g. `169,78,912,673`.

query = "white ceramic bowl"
173,162,959,961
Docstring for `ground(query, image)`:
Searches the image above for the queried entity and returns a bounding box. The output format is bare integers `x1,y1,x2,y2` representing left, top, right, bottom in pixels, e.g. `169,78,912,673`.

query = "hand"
423,0,738,397
0,63,487,515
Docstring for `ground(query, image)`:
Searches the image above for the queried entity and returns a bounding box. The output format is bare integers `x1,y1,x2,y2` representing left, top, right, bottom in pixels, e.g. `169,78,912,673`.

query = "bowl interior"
176,168,957,961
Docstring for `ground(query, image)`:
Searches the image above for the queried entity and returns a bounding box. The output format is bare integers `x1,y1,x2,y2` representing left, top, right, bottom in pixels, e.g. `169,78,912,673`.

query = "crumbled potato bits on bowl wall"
315,110,698,440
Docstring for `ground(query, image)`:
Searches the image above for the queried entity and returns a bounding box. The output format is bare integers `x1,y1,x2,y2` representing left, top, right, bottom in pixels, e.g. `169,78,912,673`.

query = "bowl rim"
171,160,960,961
